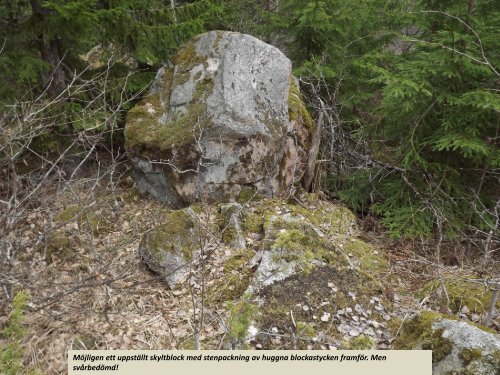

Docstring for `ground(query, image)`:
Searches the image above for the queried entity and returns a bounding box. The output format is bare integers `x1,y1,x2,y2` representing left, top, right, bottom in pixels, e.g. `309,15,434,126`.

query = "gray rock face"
247,250,297,292
432,319,500,375
395,312,500,375
246,213,330,293
125,31,313,207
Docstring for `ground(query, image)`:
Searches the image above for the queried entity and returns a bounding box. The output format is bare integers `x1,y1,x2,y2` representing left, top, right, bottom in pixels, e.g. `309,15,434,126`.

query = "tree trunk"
467,0,475,14
170,0,177,23
303,110,324,192
31,0,67,96
40,39,67,95
482,288,498,327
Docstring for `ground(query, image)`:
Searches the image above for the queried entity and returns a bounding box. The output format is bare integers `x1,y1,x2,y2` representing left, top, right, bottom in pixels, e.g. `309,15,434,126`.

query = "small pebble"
349,329,360,337
321,313,331,322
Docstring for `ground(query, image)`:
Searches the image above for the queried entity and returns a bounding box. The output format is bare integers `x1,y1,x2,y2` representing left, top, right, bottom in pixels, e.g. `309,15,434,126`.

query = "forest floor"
1,164,498,374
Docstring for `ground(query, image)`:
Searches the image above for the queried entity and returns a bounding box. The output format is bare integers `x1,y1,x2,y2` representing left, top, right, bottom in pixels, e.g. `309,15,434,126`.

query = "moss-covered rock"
242,197,380,290
205,197,379,309
224,198,392,349
394,311,500,375
241,198,357,238
139,207,202,288
248,216,327,291
124,31,313,207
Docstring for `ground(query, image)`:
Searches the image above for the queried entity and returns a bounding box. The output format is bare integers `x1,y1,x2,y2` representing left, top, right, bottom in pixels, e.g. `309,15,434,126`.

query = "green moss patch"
459,348,483,366
344,239,386,274
237,186,262,204
264,215,341,275
288,77,315,137
173,42,206,72
143,208,202,262
55,202,114,236
420,277,497,315
393,311,444,349
343,335,374,350
393,311,454,363
206,249,254,305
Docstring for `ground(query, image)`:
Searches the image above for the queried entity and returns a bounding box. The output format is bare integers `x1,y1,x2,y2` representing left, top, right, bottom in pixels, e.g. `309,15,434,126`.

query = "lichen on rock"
394,311,500,374
139,207,202,288
124,31,314,207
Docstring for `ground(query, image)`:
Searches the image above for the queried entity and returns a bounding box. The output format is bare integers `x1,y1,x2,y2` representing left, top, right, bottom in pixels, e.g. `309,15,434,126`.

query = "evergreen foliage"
0,0,221,102
225,294,258,346
344,0,499,237
1,0,497,241
269,0,498,239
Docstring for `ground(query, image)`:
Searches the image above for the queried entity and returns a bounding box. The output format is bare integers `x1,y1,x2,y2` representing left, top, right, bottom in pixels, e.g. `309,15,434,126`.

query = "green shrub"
0,291,30,375
225,294,259,346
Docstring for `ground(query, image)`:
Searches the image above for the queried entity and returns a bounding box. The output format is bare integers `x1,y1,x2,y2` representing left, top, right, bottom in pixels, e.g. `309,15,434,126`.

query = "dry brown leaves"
2,180,232,374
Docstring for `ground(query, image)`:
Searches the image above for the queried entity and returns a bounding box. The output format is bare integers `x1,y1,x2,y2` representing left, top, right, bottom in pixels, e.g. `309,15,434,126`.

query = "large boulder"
125,31,313,207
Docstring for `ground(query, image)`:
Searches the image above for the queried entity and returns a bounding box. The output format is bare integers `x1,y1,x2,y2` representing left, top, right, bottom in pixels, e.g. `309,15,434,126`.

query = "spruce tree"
342,0,499,237
0,0,221,102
